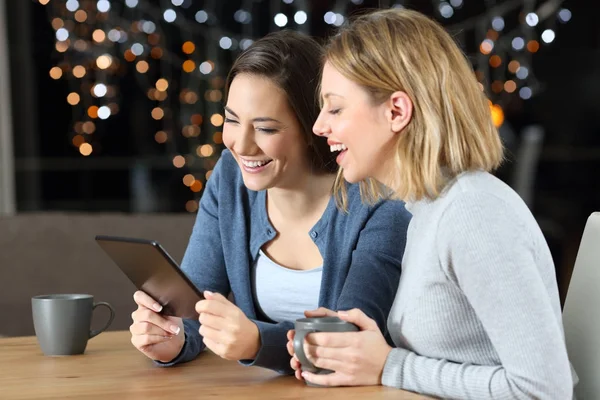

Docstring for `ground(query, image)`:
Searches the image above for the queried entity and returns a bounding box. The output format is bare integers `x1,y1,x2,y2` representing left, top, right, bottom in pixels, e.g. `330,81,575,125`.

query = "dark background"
5,0,600,296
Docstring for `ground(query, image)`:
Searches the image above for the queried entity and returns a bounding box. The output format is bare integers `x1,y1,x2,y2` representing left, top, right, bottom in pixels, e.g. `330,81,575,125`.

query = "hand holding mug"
130,290,185,363
297,308,392,387
287,307,340,380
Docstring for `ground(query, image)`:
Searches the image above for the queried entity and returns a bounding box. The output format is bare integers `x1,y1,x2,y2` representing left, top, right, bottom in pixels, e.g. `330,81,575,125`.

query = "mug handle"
293,329,318,373
89,302,115,339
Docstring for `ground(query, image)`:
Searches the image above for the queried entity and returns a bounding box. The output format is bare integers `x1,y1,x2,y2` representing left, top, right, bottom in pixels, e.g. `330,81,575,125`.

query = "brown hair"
325,8,504,206
226,30,337,174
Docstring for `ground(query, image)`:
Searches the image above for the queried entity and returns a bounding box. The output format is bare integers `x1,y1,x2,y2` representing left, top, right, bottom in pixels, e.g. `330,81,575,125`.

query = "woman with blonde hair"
287,8,576,398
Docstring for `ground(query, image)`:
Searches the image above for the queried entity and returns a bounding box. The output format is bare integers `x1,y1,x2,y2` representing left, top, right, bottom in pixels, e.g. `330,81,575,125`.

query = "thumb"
337,308,378,331
204,290,229,303
304,307,337,318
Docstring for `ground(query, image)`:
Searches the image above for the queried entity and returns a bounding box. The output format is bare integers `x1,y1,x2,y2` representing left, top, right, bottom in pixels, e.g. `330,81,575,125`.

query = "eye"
257,128,277,134
328,108,341,115
224,117,238,124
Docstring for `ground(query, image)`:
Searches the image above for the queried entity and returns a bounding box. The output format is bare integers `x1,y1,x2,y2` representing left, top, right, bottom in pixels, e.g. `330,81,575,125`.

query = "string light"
172,155,185,168
182,174,195,186
154,131,168,143
49,67,62,79
490,102,504,128
79,143,93,156
185,200,199,212
190,180,203,192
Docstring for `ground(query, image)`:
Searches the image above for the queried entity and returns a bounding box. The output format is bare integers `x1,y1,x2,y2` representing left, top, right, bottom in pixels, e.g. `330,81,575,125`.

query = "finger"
199,323,223,343
130,321,174,337
203,290,230,303
338,308,378,331
133,291,163,312
202,337,226,358
291,356,301,370
289,356,304,381
286,339,294,357
304,307,337,318
301,371,346,387
195,298,230,316
305,343,346,363
131,308,181,335
131,333,173,349
198,311,226,330
305,331,357,348
310,356,347,375
286,329,295,341
290,356,301,372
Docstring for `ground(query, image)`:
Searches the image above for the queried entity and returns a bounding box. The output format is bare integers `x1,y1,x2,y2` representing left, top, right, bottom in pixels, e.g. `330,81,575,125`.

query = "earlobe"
389,91,413,133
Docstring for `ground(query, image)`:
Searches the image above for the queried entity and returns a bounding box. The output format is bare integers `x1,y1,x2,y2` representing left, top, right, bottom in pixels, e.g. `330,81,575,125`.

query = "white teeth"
241,159,270,168
329,143,347,152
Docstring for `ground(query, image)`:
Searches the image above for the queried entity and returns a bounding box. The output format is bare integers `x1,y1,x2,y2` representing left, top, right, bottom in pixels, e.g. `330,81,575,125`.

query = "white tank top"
252,249,323,323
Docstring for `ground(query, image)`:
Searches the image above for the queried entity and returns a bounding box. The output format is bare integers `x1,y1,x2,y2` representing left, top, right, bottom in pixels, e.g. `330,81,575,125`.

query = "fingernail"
153,303,163,312
170,325,180,335
301,372,308,378
338,310,348,317
204,290,213,297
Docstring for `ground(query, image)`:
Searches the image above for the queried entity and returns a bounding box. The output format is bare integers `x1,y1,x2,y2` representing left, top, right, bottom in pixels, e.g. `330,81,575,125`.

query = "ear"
387,91,413,133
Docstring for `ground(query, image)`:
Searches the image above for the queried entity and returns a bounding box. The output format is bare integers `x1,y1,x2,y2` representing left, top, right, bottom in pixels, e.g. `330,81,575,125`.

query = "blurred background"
0,0,598,334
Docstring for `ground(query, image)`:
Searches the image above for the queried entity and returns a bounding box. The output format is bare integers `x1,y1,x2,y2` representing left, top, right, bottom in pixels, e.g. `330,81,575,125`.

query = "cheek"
222,128,234,149
254,135,282,157
268,137,306,164
334,119,359,144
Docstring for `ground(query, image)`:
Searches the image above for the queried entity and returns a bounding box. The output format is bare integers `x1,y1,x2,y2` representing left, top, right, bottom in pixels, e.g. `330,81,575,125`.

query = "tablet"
95,235,203,319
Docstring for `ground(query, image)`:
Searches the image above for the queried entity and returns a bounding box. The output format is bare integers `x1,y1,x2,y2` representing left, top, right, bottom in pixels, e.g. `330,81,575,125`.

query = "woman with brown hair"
128,30,411,375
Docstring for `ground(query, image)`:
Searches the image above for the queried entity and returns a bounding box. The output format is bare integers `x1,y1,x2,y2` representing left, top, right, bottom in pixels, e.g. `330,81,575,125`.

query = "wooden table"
0,331,431,399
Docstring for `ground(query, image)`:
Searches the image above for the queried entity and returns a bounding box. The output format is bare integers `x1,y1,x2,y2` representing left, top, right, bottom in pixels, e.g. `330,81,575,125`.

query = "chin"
241,177,270,192
341,168,364,184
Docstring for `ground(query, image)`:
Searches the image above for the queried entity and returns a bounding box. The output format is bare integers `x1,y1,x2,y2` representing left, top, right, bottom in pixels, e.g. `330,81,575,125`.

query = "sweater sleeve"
382,192,573,399
155,153,232,367
336,199,409,336
238,320,295,374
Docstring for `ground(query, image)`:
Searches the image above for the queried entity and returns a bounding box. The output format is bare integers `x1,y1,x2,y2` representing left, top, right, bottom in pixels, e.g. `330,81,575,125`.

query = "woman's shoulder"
437,171,539,238
333,182,411,227
445,171,528,215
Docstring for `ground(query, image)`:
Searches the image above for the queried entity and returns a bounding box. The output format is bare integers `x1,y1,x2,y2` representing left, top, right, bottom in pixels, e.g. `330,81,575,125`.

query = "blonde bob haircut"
326,8,504,207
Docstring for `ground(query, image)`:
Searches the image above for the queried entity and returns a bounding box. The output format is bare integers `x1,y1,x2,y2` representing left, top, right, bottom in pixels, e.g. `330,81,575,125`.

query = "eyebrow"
224,106,282,124
322,92,344,99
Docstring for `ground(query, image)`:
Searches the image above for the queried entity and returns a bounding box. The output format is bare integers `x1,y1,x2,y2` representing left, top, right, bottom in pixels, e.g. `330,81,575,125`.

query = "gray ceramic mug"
31,294,115,356
293,316,359,386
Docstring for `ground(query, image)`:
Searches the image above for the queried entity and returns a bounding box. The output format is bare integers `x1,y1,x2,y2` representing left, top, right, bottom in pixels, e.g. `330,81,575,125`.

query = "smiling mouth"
240,158,273,169
329,143,347,153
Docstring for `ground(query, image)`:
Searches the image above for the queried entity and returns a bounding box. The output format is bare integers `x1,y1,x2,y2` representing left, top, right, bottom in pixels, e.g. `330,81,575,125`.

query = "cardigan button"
310,231,318,239
267,229,272,235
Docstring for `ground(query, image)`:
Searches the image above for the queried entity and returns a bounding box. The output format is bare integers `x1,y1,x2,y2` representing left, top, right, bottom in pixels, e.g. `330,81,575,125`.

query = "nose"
233,125,258,154
312,109,329,137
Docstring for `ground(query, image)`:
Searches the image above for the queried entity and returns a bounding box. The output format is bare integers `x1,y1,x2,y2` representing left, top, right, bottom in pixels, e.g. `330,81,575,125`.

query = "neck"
267,172,336,221
374,150,398,190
